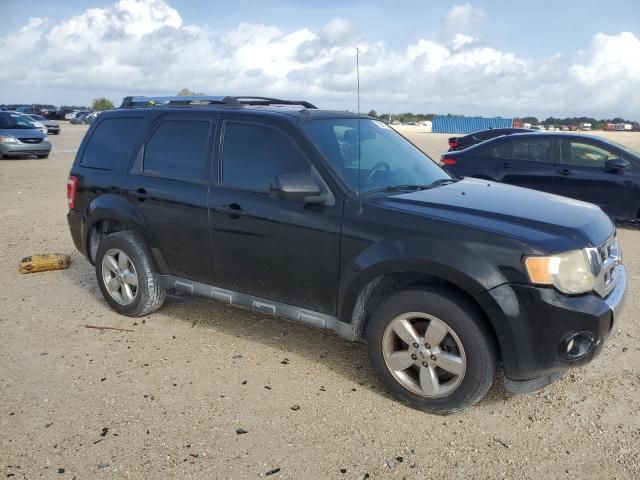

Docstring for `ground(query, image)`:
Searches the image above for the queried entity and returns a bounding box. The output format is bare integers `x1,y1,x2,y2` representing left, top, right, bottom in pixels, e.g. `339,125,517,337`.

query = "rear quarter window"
80,117,144,170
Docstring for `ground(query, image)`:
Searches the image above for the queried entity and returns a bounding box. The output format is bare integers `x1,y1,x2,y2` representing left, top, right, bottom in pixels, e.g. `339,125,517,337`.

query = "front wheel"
367,288,497,414
95,231,166,317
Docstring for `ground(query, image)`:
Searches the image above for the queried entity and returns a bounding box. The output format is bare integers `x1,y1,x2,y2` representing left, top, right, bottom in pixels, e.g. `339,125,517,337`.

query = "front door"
208,119,342,314
120,113,215,284
554,138,634,219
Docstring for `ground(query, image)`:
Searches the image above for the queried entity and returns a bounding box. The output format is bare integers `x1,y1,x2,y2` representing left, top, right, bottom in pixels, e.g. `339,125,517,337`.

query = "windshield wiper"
428,178,460,187
365,178,461,194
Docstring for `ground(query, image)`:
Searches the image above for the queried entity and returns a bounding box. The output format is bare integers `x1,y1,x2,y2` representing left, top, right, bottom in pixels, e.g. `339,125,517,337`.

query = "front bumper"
0,141,51,156
476,265,627,389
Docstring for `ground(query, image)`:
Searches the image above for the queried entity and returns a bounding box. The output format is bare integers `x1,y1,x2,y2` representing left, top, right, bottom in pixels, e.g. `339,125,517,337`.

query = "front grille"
18,138,43,144
588,235,621,298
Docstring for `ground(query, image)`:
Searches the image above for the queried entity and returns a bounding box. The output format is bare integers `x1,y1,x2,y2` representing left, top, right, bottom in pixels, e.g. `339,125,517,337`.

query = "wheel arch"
344,269,502,361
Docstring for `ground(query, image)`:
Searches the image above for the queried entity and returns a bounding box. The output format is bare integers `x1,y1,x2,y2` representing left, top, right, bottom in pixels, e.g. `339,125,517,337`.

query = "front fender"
338,235,509,323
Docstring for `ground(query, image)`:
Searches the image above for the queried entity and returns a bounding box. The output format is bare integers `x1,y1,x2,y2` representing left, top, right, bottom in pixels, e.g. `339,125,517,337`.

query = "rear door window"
81,117,143,170
511,139,552,162
143,120,212,182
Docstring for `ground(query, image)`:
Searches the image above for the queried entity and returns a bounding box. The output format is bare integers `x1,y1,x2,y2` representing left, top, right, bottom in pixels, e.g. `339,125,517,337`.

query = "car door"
120,112,216,284
475,136,556,192
554,137,635,218
208,117,342,315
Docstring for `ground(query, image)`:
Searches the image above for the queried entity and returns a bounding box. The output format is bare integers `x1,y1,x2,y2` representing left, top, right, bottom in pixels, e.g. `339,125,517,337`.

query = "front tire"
95,231,166,317
367,288,497,414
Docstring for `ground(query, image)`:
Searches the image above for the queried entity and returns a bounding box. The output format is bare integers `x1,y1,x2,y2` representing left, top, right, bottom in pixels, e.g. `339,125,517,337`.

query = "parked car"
441,132,640,222
0,111,51,159
66,95,626,414
12,112,47,134
448,128,532,151
70,112,96,125
28,114,60,135
84,112,100,125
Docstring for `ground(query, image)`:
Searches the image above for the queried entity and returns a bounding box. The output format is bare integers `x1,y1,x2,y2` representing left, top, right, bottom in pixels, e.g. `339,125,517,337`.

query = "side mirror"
605,158,629,172
270,174,326,204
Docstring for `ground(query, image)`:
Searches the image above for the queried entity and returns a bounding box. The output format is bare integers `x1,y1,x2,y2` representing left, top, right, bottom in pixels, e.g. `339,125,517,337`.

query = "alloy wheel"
101,248,139,305
382,312,466,397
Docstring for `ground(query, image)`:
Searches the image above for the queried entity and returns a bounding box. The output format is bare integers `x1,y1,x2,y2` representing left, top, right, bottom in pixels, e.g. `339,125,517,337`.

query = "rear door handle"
214,203,247,219
128,188,148,201
502,162,512,169
557,169,572,176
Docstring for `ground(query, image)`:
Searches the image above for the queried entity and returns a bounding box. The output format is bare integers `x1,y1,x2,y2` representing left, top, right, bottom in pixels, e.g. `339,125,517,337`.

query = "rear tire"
95,231,166,317
367,287,497,414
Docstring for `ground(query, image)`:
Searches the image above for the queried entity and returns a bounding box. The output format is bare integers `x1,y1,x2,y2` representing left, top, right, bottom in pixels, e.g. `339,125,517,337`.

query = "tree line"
367,111,637,128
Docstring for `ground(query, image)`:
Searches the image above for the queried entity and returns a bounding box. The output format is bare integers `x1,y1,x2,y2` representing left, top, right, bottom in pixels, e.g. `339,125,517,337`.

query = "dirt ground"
1,124,638,479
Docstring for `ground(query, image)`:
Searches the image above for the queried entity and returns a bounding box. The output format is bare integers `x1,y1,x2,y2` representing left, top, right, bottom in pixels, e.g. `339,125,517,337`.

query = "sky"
1,0,639,119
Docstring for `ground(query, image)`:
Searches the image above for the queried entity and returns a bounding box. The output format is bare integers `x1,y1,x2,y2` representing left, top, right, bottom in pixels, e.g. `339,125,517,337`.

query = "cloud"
442,3,485,38
0,0,638,119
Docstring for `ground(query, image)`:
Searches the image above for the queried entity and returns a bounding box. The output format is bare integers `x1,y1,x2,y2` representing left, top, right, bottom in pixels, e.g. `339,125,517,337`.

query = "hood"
0,127,45,139
371,178,614,252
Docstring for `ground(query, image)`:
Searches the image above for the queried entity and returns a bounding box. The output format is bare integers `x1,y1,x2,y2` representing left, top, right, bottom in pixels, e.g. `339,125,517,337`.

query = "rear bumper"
476,265,627,389
67,209,88,257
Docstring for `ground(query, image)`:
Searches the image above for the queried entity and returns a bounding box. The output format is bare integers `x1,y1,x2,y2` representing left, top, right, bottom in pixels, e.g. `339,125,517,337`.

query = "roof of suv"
116,95,369,121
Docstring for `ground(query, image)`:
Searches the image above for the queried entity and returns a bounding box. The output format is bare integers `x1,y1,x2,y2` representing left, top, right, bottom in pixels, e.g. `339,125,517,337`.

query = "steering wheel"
366,162,391,184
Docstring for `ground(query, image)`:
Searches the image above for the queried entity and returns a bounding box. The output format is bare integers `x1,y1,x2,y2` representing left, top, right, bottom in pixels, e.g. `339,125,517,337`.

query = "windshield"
0,112,39,130
603,138,640,159
303,118,449,192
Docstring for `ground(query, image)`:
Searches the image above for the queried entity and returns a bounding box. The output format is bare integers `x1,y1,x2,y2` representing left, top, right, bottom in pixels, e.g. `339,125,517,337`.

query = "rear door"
554,138,635,218
472,136,556,192
120,112,216,284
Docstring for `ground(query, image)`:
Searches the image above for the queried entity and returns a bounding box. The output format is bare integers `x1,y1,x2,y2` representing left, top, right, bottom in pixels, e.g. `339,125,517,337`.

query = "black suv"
67,96,627,414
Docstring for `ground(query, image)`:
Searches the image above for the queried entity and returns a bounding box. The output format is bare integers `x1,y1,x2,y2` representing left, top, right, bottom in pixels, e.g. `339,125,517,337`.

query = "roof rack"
234,97,317,109
119,95,317,109
119,96,240,108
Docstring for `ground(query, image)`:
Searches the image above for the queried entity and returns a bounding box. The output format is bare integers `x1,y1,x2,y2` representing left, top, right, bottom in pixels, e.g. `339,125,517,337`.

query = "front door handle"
214,203,247,219
502,162,512,169
557,169,572,176
128,188,148,201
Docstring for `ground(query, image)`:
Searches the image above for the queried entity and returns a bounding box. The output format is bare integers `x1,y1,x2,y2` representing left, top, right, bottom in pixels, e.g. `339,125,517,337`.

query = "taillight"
67,175,78,209
441,157,457,165
448,141,459,149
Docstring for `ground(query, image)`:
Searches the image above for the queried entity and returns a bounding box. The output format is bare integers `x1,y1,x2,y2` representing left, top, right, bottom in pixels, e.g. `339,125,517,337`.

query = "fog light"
561,331,594,360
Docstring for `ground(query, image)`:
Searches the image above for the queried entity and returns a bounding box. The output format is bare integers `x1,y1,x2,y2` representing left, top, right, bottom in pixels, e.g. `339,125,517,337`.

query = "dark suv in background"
67,96,627,414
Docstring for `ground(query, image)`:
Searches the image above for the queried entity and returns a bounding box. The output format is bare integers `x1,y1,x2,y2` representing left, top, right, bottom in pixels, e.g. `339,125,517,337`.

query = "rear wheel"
367,288,497,414
95,231,166,317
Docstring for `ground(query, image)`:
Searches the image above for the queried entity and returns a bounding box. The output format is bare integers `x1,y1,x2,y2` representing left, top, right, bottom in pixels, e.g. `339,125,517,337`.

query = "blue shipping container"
432,116,513,134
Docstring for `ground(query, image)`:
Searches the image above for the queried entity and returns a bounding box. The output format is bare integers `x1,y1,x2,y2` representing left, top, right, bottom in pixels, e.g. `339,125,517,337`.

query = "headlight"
44,136,50,141
0,135,18,144
525,249,594,295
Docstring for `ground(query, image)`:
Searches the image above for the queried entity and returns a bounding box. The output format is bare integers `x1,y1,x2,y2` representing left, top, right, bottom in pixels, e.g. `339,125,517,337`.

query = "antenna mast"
356,47,362,202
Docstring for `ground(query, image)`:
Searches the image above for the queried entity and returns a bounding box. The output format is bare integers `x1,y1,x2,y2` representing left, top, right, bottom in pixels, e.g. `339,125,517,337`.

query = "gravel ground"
1,124,638,479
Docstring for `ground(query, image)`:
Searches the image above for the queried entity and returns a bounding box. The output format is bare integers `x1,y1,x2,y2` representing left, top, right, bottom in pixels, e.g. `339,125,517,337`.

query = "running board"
158,275,358,341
